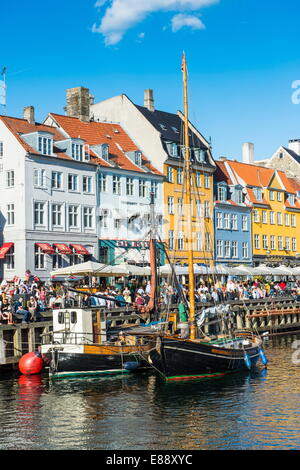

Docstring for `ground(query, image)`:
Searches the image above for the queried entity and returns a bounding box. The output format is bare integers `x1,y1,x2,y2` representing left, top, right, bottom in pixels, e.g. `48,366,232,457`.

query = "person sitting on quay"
27,296,38,321
16,304,30,324
0,298,14,324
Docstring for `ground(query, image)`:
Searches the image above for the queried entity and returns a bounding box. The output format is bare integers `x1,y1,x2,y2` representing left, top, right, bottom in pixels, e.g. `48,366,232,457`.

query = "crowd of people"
0,275,299,324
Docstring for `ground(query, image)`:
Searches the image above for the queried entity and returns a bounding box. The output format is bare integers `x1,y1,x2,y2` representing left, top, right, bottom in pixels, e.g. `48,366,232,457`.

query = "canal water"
1,334,300,450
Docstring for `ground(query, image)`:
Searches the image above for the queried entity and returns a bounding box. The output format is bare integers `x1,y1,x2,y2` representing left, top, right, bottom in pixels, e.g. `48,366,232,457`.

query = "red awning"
70,244,89,255
53,243,73,255
0,243,13,259
35,243,55,254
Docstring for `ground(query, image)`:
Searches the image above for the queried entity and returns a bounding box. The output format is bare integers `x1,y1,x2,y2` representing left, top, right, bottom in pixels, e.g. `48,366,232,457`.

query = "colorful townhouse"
214,161,252,265
218,157,300,266
90,89,216,266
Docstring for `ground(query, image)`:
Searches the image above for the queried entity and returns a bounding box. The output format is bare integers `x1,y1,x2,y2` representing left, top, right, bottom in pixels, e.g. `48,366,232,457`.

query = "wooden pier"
1,297,300,370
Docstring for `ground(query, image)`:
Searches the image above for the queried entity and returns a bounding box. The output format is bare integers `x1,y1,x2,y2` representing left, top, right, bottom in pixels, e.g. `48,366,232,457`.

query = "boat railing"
41,330,117,347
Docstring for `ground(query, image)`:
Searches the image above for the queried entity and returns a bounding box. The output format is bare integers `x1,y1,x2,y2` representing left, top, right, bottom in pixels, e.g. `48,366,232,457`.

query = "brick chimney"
144,89,155,112
23,106,35,124
65,87,91,122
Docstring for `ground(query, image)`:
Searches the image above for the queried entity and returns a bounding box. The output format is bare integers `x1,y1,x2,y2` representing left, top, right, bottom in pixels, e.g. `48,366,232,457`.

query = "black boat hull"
149,336,262,381
43,350,149,379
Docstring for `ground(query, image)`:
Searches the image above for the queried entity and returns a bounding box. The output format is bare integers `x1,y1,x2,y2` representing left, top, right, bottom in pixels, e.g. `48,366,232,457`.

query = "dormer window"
71,142,83,161
135,151,142,167
195,149,206,163
236,189,243,204
38,136,52,156
254,187,263,201
101,144,109,161
170,143,178,158
218,185,227,202
288,194,295,206
84,144,90,161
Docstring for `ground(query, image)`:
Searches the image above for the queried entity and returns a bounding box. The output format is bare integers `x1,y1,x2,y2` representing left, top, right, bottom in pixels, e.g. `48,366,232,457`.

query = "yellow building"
221,160,300,265
163,145,215,265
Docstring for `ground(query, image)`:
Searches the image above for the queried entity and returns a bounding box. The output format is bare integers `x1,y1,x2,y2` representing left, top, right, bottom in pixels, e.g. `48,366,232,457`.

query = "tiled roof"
0,115,74,161
49,113,162,175
215,161,234,184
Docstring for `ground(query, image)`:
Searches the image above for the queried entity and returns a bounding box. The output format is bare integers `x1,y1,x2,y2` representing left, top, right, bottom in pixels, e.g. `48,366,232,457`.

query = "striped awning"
35,243,55,254
53,243,73,255
70,244,89,255
0,242,13,259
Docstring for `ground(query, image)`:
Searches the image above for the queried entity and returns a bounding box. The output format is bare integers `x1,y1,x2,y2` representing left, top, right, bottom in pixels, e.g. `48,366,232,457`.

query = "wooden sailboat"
144,53,268,381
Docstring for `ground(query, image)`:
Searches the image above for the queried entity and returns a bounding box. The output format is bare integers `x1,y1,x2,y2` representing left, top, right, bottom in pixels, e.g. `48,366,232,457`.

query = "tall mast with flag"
182,52,196,340
0,67,7,115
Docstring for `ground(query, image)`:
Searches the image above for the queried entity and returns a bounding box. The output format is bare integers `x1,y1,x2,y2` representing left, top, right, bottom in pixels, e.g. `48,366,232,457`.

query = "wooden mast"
182,52,197,340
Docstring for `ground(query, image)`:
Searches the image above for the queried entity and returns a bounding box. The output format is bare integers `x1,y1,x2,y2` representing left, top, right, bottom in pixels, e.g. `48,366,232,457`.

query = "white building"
0,107,98,281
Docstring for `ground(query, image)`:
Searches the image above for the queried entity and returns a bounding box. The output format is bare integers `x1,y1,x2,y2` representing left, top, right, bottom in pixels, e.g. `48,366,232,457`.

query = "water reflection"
0,336,300,449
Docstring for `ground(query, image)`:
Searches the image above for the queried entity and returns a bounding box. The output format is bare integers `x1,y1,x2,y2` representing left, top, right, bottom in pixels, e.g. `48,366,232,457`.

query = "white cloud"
92,0,219,46
171,13,205,32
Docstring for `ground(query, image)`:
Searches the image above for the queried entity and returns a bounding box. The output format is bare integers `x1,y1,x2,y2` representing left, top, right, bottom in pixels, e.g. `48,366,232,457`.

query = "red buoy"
18,352,44,376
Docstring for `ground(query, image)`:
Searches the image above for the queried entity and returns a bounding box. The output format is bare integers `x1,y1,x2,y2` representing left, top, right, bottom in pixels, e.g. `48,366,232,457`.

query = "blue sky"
1,0,300,161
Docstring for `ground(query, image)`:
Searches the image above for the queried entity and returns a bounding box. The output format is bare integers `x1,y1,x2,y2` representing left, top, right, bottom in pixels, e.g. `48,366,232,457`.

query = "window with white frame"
83,207,93,229
168,230,174,250
216,212,223,229
224,213,230,229
34,245,45,270
254,187,263,201
168,196,174,215
278,236,283,250
254,234,260,249
6,245,14,270
38,136,52,156
113,176,121,195
277,212,282,225
236,189,243,204
285,213,290,226
101,144,109,161
292,237,297,252
7,204,14,225
100,209,109,229
167,167,174,183
195,232,202,251
177,168,183,185
277,191,282,202
134,151,142,167
68,205,79,228
205,232,211,251
224,240,231,258
178,232,184,250
253,210,260,223
270,235,276,250
270,211,275,224
51,171,62,189
204,173,210,189
288,194,295,206
71,142,83,161
262,235,268,249
285,237,290,251
170,143,178,158
33,168,46,188
242,242,249,259
291,214,296,227
83,176,93,193
126,177,134,196
232,241,238,258
6,170,14,188
177,197,183,216
262,210,267,224
195,171,201,188
34,202,45,226
232,214,237,230
52,253,64,270
218,186,226,202
68,174,78,191
99,173,107,192
216,240,223,258
269,190,274,201
52,204,62,227
242,215,248,231
151,181,158,198
138,179,146,197
196,200,202,218
204,201,210,218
